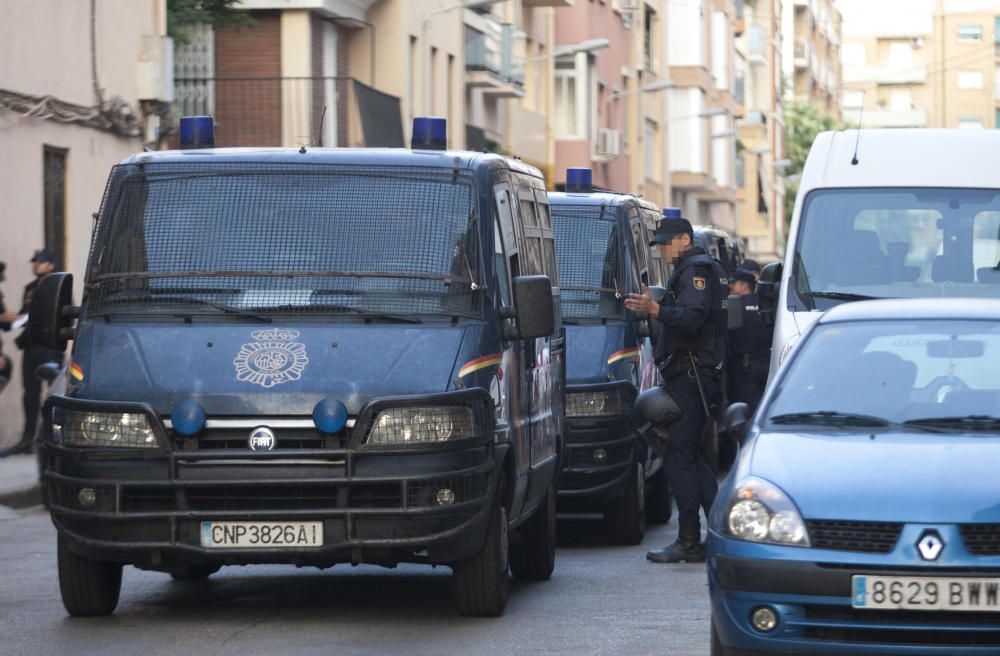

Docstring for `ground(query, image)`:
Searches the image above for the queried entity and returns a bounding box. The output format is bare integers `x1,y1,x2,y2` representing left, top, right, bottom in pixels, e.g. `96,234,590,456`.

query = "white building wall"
711,11,730,89
668,0,704,67
668,88,706,173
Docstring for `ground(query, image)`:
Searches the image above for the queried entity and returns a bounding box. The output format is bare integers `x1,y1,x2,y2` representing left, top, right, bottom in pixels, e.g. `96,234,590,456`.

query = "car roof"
802,129,1000,192
819,298,1000,324
118,147,544,178
548,190,659,213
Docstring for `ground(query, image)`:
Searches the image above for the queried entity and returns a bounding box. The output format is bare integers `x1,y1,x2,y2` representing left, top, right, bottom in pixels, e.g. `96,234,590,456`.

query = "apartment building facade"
839,0,1000,130
782,0,842,118
0,0,170,445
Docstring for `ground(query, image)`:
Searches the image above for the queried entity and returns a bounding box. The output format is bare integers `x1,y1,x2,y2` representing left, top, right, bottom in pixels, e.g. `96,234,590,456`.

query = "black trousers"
662,371,719,537
728,357,768,413
21,344,62,439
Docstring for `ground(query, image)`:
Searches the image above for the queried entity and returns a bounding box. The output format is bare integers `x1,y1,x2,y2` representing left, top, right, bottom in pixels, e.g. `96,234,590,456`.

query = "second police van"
30,116,565,618
549,168,672,544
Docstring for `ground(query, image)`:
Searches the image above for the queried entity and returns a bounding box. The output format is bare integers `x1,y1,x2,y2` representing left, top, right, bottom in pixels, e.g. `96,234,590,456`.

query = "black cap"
742,259,761,273
31,249,55,263
649,217,694,246
730,268,756,286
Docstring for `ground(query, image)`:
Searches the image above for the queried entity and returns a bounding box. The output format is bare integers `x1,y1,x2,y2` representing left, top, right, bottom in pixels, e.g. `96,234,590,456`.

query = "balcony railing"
465,18,525,88
172,76,404,148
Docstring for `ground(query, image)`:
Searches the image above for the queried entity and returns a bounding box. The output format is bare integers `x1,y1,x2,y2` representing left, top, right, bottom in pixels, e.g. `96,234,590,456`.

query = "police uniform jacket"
654,246,728,371
727,292,772,369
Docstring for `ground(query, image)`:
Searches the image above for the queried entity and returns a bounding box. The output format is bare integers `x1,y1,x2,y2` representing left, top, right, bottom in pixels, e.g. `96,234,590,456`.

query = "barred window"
552,205,624,319
87,162,482,319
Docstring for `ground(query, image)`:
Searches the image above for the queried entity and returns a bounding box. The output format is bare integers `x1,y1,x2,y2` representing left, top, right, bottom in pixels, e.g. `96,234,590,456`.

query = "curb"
0,483,43,509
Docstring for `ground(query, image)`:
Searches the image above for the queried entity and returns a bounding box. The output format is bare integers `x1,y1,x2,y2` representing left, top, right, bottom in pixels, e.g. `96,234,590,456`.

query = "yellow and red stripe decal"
69,362,85,381
607,348,640,365
459,353,503,378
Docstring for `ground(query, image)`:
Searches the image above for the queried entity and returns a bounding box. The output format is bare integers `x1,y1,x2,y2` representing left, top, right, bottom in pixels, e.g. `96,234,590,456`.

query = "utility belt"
659,351,723,383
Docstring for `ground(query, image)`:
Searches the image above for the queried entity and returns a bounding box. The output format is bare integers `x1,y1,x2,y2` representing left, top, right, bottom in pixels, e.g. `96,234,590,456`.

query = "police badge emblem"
234,329,309,388
693,276,706,291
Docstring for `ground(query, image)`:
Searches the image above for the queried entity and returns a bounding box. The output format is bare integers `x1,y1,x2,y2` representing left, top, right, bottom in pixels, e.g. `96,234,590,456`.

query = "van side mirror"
757,262,782,326
647,285,668,304
723,402,750,442
29,272,76,352
504,275,554,340
636,318,651,339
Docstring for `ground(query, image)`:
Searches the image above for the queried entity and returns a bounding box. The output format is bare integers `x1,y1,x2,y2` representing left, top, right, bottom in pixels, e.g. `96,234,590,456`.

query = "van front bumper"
557,415,638,506
42,393,502,569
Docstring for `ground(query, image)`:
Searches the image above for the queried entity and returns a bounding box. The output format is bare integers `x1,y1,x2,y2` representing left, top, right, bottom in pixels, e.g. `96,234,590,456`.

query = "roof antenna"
850,90,865,166
315,105,327,147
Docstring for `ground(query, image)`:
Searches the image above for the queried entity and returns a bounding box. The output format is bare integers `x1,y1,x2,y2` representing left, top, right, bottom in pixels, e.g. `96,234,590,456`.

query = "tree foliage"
167,0,254,46
783,102,844,230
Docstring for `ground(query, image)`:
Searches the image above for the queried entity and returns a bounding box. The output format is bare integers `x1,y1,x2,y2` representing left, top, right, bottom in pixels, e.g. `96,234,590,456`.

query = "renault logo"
916,530,944,561
249,426,276,451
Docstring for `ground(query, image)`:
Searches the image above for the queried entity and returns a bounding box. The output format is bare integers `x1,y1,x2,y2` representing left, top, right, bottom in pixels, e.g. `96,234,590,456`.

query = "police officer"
727,268,771,412
6,250,65,455
741,259,761,282
0,262,15,395
625,211,728,564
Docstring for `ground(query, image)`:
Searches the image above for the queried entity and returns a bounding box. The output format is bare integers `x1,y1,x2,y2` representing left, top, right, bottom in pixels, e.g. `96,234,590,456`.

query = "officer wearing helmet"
625,209,727,564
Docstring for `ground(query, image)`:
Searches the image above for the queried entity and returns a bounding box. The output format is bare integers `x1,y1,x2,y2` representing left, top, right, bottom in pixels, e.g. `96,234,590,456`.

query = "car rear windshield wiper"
904,416,1000,432
769,411,891,427
98,294,272,323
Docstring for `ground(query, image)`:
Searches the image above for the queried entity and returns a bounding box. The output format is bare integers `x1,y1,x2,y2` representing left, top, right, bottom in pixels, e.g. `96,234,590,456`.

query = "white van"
761,129,1000,377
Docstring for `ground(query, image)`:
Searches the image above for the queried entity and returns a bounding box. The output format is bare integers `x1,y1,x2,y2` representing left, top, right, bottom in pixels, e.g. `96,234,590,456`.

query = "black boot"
646,521,706,564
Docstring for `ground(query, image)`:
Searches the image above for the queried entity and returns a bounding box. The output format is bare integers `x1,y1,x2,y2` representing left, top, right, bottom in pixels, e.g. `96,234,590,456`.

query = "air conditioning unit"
614,0,641,13
597,128,623,158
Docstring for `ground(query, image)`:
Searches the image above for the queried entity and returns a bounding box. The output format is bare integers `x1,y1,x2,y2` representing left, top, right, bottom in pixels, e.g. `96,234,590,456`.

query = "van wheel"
170,564,221,581
605,462,646,545
57,535,123,617
509,482,556,581
645,467,672,525
453,488,509,617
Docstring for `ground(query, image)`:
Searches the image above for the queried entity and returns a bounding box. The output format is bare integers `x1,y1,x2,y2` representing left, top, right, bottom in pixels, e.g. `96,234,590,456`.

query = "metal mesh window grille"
87,163,482,319
552,205,624,319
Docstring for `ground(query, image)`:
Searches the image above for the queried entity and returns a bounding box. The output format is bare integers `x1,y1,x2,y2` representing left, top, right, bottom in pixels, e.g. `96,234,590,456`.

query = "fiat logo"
249,426,276,451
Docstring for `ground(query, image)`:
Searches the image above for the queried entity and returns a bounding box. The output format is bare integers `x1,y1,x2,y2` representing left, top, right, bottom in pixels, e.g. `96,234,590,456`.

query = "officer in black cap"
625,210,728,564
741,259,761,282
727,268,771,412
5,249,65,455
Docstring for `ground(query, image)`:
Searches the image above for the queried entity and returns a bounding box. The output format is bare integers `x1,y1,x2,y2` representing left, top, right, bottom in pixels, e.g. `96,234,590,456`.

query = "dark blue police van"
29,117,565,618
549,169,671,544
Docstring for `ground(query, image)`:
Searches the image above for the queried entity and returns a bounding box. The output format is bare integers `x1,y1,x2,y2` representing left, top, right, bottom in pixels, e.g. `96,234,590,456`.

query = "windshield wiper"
299,303,422,324
99,294,272,323
770,411,890,427
806,291,881,302
904,416,1000,432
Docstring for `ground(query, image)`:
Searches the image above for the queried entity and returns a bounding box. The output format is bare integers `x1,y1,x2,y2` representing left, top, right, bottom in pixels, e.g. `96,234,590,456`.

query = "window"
958,24,983,42
888,42,912,66
644,119,657,179
644,6,656,72
43,146,67,270
889,89,912,112
996,17,1000,44
958,115,984,129
554,57,578,138
842,90,864,109
841,42,865,67
957,70,983,89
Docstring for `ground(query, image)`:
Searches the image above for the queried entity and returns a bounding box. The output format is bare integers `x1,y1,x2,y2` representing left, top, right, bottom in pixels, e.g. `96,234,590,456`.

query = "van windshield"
552,205,625,320
790,188,1000,311
87,163,482,320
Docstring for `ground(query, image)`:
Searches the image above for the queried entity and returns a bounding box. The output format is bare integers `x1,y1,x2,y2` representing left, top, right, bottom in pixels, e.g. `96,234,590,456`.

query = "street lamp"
524,38,611,64
606,79,675,102
421,0,508,115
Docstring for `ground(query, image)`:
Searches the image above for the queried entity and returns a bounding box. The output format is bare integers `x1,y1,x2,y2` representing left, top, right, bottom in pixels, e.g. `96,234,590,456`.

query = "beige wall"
0,0,163,445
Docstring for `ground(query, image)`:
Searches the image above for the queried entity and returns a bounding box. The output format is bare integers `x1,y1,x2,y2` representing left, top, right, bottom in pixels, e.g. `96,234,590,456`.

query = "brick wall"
214,10,282,146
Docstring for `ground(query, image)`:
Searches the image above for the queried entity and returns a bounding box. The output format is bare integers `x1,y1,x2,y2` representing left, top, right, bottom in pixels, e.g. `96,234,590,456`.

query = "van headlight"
566,389,627,417
365,406,478,445
56,409,159,448
724,477,810,547
778,334,800,366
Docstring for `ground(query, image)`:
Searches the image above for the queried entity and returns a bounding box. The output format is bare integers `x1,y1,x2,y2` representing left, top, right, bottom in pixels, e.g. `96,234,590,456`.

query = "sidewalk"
0,454,42,509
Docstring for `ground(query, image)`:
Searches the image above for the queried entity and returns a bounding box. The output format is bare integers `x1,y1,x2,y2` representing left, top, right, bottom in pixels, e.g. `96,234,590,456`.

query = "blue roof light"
179,116,215,149
662,207,683,219
411,117,448,151
565,168,593,193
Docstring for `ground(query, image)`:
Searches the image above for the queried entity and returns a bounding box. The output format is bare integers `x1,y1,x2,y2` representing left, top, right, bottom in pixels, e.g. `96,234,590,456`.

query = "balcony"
794,39,811,69
465,12,525,98
842,107,928,128
173,76,402,148
843,64,926,85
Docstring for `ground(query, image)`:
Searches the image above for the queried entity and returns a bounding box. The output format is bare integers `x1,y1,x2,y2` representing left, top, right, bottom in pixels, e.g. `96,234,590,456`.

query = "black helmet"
633,387,683,451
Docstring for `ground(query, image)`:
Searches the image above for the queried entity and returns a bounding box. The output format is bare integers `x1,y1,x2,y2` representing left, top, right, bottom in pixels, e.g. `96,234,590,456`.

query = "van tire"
645,466,672,525
453,487,509,617
170,564,221,581
605,462,646,545
509,482,556,581
58,535,123,617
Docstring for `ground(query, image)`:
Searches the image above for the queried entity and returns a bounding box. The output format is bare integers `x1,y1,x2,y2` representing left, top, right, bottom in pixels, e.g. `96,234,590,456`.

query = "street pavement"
0,505,713,656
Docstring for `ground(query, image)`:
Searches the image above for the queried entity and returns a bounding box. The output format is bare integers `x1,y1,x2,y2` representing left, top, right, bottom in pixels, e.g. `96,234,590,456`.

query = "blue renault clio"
709,298,1000,654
